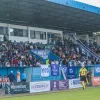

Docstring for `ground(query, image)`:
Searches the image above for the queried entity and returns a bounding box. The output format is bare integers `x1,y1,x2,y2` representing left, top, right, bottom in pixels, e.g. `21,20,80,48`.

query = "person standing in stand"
8,71,15,82
2,75,8,88
17,70,21,82
22,71,26,82
0,75,2,89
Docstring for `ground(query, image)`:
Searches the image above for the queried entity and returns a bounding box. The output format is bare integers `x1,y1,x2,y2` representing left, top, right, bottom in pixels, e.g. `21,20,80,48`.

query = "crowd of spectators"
0,35,99,68
0,41,48,67
50,36,100,66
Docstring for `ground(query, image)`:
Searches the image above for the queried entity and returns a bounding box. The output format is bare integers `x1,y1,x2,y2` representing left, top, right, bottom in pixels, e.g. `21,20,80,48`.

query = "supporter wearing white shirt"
69,60,72,67
17,71,21,82
51,61,55,64
6,61,10,67
36,61,41,67
74,61,77,66
55,61,59,64
81,61,85,67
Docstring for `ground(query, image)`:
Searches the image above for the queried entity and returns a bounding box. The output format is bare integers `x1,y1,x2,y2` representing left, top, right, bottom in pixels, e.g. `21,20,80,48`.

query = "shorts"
80,76,86,82
17,78,21,82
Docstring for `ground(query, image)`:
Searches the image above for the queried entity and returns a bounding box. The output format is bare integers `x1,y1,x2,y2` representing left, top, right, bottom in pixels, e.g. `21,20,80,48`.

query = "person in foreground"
79,66,88,89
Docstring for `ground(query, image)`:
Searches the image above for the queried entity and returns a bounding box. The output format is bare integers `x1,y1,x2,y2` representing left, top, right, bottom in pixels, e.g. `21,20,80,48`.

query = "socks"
86,78,89,84
81,82,86,89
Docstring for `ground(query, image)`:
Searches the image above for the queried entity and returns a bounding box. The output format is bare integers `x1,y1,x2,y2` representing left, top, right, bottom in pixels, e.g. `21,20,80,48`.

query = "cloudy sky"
75,0,100,7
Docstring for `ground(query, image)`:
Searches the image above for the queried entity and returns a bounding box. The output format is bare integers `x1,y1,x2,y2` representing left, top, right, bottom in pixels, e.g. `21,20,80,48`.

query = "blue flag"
51,64,59,76
67,67,76,79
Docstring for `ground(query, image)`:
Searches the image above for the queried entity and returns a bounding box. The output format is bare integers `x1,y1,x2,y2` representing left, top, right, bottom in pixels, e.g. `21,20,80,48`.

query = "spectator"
8,71,15,82
17,70,21,82
0,75,2,82
0,75,2,89
36,61,41,67
13,58,18,66
5,60,10,67
46,59,50,65
22,71,26,82
19,60,23,67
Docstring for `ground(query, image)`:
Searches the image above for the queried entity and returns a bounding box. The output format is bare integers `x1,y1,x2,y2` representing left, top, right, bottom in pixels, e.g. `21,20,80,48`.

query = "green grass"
1,87,100,100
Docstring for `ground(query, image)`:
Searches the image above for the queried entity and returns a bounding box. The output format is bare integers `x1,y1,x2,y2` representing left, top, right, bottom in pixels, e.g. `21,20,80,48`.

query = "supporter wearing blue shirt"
22,71,26,82
19,60,22,67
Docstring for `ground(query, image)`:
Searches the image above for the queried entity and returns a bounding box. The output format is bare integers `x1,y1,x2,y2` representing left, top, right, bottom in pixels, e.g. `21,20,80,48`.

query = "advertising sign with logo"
50,80,68,91
67,67,76,79
59,80,69,90
51,64,59,76
69,78,82,89
30,81,50,93
92,77,100,86
41,65,49,77
94,66,100,76
50,81,59,91
5,82,30,94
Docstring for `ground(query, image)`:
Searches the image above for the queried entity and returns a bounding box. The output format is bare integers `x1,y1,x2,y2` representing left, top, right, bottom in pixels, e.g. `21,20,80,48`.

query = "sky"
74,0,100,7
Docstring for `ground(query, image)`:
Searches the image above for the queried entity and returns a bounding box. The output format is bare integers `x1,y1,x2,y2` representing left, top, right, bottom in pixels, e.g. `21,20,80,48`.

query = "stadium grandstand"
0,0,100,98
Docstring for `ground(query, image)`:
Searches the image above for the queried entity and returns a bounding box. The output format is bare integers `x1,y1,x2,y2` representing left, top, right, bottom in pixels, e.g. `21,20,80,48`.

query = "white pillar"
96,36,100,45
86,34,89,43
28,27,30,43
61,33,63,44
46,32,48,43
7,24,10,40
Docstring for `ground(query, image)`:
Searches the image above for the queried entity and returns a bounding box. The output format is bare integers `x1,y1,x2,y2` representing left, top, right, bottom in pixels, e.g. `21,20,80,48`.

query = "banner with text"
92,77,100,86
50,80,69,91
94,65,100,77
41,65,49,77
30,81,50,93
51,64,59,76
32,50,50,59
67,67,77,79
5,82,30,94
69,78,82,89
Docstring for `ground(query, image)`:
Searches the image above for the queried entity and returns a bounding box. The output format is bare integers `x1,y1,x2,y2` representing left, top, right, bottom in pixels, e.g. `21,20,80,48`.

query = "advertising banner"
92,77,100,86
41,65,49,77
67,67,76,79
32,50,50,59
94,66,100,77
51,64,59,76
50,80,69,91
5,82,30,94
69,78,82,89
50,81,59,91
30,81,50,93
59,80,69,90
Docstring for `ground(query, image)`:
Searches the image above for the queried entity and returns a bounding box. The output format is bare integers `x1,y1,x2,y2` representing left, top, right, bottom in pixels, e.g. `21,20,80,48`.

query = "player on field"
79,66,88,89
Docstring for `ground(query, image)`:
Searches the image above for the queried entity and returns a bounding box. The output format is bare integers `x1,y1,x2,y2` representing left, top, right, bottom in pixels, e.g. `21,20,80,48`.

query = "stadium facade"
0,0,100,44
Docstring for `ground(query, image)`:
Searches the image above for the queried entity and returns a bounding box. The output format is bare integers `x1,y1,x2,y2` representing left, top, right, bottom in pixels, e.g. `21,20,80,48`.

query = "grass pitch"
1,87,100,100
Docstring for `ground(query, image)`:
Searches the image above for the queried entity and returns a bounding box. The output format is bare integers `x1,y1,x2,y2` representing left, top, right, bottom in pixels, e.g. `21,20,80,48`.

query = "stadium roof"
0,0,100,34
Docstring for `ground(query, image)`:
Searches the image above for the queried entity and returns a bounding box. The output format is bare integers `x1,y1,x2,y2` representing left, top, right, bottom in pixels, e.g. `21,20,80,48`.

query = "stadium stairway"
67,33,100,60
